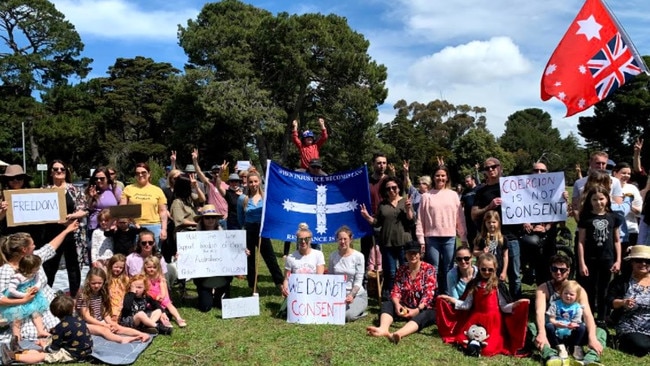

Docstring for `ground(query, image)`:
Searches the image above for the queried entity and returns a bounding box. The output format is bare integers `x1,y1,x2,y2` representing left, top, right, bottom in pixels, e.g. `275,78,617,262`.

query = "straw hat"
1,165,31,181
624,245,650,260
194,204,224,221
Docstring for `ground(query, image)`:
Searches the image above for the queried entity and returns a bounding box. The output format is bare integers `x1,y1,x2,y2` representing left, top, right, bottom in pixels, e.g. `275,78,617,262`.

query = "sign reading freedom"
5,188,66,227
499,172,567,225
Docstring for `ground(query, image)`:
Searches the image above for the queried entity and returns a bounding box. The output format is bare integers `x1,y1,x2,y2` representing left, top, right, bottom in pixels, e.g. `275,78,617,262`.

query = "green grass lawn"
116,231,640,366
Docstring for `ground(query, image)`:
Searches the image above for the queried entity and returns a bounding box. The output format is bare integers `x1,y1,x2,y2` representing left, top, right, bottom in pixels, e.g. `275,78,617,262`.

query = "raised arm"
191,148,210,187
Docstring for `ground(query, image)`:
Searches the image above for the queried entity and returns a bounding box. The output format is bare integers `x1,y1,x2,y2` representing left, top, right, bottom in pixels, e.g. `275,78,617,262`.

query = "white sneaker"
573,345,585,361
557,344,569,359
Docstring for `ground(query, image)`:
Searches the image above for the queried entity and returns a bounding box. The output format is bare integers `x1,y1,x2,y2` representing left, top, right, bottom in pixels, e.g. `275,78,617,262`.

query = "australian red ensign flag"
541,0,648,117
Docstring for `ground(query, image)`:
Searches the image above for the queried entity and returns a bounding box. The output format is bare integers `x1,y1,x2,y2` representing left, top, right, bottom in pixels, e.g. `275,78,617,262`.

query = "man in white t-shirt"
571,151,623,218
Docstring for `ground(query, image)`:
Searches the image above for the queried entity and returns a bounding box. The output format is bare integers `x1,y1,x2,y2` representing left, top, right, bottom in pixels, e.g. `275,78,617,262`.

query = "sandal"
176,319,187,328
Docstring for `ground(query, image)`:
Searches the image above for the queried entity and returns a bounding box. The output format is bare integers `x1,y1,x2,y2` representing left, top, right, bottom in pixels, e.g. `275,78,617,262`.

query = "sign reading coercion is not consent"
500,172,567,225
287,274,346,325
5,188,66,227
176,230,247,279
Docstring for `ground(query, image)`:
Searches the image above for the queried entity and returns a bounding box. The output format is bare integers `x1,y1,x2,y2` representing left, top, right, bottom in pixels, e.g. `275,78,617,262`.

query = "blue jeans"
141,224,162,250
380,246,405,299
423,236,455,294
507,239,521,298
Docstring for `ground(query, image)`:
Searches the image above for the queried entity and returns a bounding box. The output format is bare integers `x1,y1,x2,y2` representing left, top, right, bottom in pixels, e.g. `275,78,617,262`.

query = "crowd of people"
0,119,649,363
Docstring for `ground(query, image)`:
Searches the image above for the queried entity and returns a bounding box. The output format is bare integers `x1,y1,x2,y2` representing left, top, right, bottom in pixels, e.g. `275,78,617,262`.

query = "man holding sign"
472,157,523,299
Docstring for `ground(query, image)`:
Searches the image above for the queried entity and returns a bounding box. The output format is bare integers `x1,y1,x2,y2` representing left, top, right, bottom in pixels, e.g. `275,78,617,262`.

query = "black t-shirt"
473,182,522,241
578,211,623,260
224,189,240,227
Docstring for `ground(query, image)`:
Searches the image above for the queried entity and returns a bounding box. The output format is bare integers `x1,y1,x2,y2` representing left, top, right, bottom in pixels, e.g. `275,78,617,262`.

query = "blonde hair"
560,280,581,302
143,256,164,280
418,175,432,187
465,253,500,296
0,233,33,265
106,254,128,289
474,210,504,249
296,222,312,238
98,208,112,224
242,171,263,211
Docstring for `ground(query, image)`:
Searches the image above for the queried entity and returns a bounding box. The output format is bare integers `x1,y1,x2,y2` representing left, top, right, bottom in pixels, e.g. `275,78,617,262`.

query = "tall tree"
577,55,650,166
452,127,514,177
178,0,387,171
0,0,91,163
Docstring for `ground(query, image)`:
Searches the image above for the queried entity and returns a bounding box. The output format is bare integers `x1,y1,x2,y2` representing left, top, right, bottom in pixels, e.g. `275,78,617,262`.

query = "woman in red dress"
437,253,529,356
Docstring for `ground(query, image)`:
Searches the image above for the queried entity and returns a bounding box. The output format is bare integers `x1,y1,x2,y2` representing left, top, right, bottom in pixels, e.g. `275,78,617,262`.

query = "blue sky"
50,0,650,141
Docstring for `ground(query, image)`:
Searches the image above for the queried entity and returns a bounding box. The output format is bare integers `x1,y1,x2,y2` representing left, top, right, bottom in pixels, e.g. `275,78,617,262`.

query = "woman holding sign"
120,163,168,248
0,165,44,241
366,241,437,344
328,226,367,322
281,223,325,297
42,160,88,298
191,204,240,312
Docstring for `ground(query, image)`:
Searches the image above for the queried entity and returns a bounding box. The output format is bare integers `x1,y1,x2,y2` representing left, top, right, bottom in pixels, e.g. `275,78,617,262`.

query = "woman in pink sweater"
416,166,468,294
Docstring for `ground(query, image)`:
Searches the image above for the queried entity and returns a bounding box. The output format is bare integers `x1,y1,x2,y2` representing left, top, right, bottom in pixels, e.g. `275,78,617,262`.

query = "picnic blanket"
0,335,155,365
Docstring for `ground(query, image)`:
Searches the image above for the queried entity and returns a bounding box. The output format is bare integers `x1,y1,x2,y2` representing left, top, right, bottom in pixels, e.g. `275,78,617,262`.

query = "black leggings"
245,223,284,288
618,332,650,357
380,301,436,330
42,238,81,297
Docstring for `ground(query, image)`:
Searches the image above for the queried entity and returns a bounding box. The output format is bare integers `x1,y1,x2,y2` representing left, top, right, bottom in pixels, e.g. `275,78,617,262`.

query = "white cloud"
51,0,198,41
409,37,531,87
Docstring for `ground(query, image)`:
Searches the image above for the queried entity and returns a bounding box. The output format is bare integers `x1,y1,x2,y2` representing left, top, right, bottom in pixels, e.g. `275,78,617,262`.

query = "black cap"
309,159,322,168
404,241,421,253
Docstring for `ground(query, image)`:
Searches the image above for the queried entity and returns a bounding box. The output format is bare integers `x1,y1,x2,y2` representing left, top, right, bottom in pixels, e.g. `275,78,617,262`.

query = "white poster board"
236,160,251,172
500,172,568,225
5,189,66,226
286,274,346,325
222,294,260,319
176,230,247,279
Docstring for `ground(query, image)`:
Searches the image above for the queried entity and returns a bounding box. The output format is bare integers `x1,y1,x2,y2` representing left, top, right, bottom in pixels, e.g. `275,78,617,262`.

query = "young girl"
120,274,171,335
473,210,508,283
143,256,186,327
437,253,529,356
75,268,150,343
106,254,129,322
577,186,622,323
91,209,114,270
0,255,50,339
546,280,586,361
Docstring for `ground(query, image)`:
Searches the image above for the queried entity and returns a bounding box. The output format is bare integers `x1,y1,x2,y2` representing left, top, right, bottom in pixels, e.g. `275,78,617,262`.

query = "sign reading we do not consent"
176,230,247,279
5,188,66,227
500,172,568,225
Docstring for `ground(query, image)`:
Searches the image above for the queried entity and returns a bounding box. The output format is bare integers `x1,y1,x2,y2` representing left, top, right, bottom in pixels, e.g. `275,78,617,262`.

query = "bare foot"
366,326,389,338
120,336,139,344
389,333,401,345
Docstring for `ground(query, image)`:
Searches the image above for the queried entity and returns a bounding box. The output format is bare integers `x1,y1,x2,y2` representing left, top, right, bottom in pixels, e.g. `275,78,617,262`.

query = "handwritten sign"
500,172,567,225
287,274,346,325
5,189,66,227
176,230,247,279
222,293,260,319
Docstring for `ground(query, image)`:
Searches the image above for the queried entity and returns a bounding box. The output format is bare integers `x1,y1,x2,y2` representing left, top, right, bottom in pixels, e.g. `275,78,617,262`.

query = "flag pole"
252,236,262,294
601,0,649,73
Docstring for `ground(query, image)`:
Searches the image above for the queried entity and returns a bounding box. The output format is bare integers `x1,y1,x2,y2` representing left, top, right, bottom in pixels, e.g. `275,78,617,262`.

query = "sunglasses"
52,167,65,172
8,177,23,181
532,169,547,173
95,176,107,181
455,256,472,263
135,171,148,176
484,164,500,171
479,267,495,273
385,186,398,192
297,237,312,243
632,258,650,265
550,266,569,274
140,241,155,246
109,172,116,176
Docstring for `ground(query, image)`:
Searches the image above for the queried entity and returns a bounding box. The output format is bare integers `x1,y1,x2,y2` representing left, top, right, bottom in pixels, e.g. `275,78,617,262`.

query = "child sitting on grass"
1,295,93,364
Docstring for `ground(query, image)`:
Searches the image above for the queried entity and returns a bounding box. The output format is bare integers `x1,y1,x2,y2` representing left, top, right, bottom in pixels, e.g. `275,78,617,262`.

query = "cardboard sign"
236,161,251,172
175,230,247,279
221,293,260,319
500,172,568,225
287,274,346,325
4,188,66,226
109,204,141,219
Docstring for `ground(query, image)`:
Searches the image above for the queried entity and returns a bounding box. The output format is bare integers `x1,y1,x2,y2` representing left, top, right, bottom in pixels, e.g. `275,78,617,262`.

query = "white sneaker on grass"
573,345,585,360
557,344,569,359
